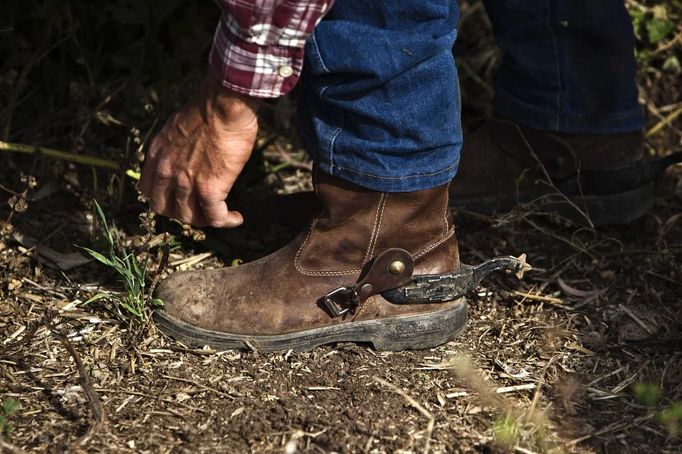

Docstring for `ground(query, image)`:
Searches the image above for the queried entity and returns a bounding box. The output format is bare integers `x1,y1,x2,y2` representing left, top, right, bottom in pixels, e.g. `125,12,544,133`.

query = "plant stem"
0,140,140,180
646,104,682,138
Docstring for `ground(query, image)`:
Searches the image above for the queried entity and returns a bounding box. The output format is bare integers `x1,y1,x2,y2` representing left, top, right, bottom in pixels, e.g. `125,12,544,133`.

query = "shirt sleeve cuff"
209,18,303,99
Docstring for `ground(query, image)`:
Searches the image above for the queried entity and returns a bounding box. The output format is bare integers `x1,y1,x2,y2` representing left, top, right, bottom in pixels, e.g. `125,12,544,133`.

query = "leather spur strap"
322,251,531,318
322,248,414,317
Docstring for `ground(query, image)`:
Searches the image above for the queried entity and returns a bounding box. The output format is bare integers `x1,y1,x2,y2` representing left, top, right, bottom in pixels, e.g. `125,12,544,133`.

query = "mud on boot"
154,170,528,352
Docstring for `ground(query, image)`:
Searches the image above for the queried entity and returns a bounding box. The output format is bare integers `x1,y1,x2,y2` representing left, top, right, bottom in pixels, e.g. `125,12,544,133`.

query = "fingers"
199,197,244,228
140,134,195,224
224,209,244,227
141,158,238,227
149,174,174,216
174,186,208,226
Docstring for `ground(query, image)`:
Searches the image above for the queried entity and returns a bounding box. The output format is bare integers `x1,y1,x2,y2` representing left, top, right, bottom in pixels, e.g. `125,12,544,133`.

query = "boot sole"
451,184,654,226
154,298,467,353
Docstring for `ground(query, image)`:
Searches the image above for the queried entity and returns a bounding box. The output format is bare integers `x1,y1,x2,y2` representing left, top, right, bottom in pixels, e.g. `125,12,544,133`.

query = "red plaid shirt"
210,0,334,98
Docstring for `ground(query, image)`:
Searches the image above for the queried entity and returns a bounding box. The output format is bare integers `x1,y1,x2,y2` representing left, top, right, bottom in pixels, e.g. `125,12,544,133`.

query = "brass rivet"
388,260,406,275
360,283,373,295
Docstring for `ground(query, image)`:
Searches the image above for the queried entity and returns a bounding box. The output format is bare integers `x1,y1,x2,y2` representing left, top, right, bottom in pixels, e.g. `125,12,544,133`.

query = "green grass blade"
81,292,110,306
92,199,113,247
78,247,117,268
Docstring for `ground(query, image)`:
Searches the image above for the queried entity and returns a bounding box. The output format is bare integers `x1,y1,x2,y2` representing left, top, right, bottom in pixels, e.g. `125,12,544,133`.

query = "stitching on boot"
413,227,455,260
442,184,450,234
350,294,378,321
362,193,387,264
294,218,362,276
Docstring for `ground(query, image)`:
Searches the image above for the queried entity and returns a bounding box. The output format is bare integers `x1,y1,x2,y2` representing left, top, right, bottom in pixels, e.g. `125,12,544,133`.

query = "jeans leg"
482,0,643,133
296,0,462,192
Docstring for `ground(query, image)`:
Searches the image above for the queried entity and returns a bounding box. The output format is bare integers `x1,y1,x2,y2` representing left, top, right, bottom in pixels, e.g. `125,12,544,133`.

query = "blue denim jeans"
296,0,643,192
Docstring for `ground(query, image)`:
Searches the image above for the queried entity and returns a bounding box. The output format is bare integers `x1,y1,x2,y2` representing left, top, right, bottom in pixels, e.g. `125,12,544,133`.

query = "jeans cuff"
493,89,644,134
311,156,459,192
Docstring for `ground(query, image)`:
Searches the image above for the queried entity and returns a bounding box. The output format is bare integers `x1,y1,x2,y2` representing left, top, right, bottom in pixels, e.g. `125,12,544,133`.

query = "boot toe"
155,270,219,329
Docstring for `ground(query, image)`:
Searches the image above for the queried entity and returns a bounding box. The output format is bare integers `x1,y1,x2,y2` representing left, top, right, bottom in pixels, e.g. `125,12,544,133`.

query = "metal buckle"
322,286,360,317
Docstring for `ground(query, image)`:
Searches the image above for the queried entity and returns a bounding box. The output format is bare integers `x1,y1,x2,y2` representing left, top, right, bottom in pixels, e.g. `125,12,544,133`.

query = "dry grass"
1,174,681,452
1,0,681,452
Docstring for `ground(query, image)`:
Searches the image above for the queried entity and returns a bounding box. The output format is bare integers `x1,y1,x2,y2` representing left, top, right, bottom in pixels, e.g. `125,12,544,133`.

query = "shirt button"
278,65,294,77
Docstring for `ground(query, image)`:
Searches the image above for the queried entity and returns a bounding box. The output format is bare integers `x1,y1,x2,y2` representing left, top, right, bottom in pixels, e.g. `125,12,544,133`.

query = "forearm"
209,0,334,98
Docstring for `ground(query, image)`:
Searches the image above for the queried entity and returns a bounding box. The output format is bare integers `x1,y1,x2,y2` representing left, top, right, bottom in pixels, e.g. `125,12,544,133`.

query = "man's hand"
139,73,260,228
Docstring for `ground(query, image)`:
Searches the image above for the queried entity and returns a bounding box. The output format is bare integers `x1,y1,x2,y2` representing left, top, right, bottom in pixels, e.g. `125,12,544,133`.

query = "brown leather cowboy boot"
450,117,653,226
154,170,467,352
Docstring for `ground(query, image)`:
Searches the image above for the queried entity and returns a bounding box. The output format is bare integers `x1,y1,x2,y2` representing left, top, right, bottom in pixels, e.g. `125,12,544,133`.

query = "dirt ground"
2,170,682,453
1,1,681,453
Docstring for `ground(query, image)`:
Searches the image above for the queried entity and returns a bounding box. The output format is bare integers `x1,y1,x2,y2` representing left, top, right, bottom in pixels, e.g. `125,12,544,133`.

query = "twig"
523,217,596,260
1,313,46,353
160,374,235,400
2,314,47,356
528,357,554,418
458,60,494,96
567,421,629,445
168,345,217,357
653,29,682,55
445,383,537,398
374,377,434,454
0,183,21,196
97,388,209,414
52,329,106,445
644,270,682,286
496,384,537,394
268,142,313,172
514,447,539,454
646,105,682,138
169,251,214,269
458,0,483,26
644,102,682,140
511,290,565,305
514,124,594,228
0,439,27,454
147,236,170,296
618,304,654,335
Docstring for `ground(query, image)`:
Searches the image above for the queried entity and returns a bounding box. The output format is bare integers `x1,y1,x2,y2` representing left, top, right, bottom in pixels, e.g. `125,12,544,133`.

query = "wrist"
202,72,260,128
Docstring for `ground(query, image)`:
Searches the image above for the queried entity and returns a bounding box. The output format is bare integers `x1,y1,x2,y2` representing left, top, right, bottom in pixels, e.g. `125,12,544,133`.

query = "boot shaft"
299,170,459,274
